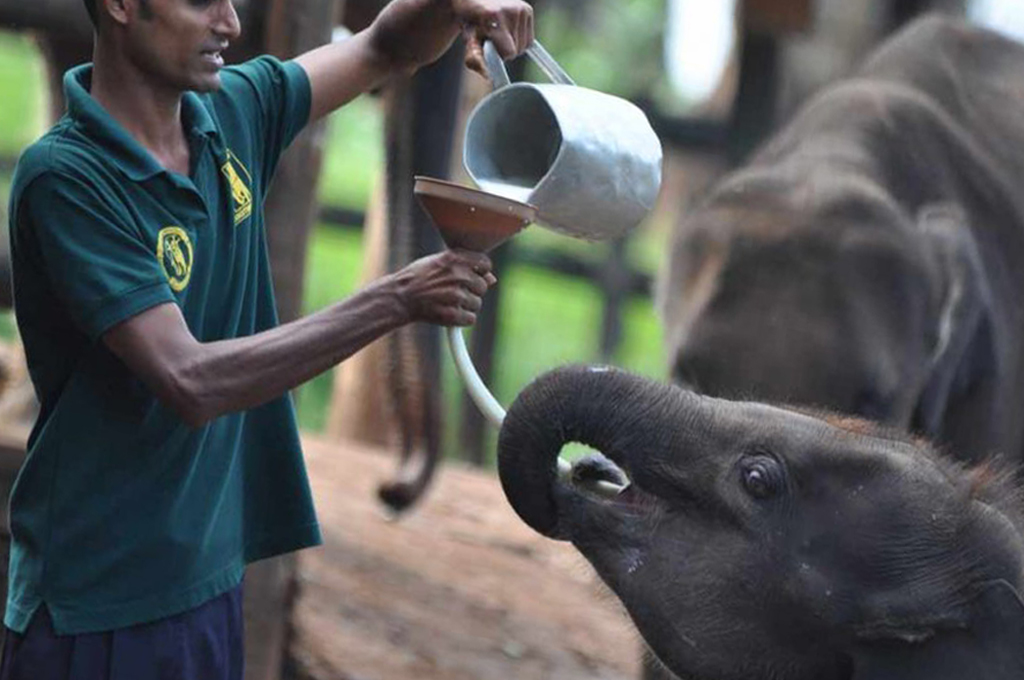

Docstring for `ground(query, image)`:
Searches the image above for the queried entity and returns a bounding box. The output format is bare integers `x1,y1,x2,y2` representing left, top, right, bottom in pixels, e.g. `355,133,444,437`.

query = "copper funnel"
414,176,536,252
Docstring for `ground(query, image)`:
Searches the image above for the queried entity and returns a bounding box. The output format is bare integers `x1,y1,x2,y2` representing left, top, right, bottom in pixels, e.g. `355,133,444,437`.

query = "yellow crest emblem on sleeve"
156,226,194,292
221,149,253,225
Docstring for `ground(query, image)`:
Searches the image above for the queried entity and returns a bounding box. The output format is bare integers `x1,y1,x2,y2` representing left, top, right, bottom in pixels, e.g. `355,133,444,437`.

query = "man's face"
123,0,241,93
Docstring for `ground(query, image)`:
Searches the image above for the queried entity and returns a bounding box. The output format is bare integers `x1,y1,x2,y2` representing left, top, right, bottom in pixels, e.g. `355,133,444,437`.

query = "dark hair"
83,0,98,26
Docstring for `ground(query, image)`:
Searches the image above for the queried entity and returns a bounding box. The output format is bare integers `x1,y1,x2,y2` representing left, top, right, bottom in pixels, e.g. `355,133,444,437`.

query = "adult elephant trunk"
498,365,701,540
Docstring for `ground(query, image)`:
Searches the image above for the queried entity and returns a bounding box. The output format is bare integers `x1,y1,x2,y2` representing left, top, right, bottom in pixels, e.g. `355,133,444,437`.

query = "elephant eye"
741,455,784,500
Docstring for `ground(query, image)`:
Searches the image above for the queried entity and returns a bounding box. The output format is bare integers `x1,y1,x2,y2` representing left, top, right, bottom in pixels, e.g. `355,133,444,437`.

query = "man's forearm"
296,0,531,123
107,275,409,428
106,247,493,430
180,276,406,425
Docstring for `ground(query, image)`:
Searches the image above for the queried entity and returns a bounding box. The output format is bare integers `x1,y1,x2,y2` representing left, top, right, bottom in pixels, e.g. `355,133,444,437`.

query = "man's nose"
213,0,242,41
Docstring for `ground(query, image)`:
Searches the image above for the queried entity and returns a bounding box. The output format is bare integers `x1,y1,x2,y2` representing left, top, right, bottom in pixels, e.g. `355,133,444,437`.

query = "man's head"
91,0,241,93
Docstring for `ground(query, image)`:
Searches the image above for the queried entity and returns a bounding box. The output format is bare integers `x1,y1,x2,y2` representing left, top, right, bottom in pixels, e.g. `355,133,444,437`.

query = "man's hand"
455,0,535,78
391,249,497,327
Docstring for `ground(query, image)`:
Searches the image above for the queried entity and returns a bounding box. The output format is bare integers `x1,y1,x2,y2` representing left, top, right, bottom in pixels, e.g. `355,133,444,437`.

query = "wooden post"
726,29,779,164
599,238,631,362
244,2,339,680
260,0,340,325
324,178,396,448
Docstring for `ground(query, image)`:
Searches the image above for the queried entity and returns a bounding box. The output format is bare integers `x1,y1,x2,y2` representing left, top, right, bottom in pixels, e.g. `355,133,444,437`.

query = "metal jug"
463,41,664,241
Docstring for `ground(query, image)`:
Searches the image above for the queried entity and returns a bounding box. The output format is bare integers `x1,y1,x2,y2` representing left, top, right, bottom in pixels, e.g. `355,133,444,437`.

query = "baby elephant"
498,365,1024,680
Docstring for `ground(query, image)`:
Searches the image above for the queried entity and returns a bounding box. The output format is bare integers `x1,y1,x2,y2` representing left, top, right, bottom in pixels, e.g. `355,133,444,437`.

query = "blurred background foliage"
0,3,671,461
534,0,669,102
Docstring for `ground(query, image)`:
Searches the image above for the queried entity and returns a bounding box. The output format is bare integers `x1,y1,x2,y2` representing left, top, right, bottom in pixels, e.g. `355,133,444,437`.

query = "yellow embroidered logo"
156,226,194,292
221,150,253,225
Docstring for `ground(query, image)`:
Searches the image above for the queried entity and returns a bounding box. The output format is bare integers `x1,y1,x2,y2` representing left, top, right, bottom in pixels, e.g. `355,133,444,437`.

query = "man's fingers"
449,248,493,275
451,309,478,327
522,8,534,52
511,8,532,55
463,274,488,296
487,28,518,62
460,292,483,313
483,272,498,286
463,31,488,78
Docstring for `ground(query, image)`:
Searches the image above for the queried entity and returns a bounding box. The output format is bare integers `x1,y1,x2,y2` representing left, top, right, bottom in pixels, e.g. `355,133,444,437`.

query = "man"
0,0,533,677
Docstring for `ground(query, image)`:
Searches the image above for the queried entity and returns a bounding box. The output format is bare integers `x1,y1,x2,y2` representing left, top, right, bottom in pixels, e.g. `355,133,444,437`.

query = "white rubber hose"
447,328,592,483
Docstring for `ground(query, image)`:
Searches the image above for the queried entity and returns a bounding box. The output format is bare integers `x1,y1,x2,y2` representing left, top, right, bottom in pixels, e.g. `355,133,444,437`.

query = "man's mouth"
200,46,227,68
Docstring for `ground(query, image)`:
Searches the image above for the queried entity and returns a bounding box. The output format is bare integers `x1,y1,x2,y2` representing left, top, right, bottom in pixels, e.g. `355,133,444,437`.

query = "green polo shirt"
5,57,322,634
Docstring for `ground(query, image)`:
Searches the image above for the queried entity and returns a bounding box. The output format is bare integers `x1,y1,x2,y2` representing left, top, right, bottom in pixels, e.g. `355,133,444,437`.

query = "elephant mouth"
564,453,658,513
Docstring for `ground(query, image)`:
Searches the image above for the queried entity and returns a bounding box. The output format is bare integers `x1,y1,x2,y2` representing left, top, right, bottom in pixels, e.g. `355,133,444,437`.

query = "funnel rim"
413,176,538,218
414,176,537,252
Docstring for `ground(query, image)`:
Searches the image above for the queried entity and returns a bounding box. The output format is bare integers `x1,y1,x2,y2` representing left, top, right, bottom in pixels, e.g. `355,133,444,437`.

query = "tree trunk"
245,2,339,680
325,178,395,449
261,0,339,325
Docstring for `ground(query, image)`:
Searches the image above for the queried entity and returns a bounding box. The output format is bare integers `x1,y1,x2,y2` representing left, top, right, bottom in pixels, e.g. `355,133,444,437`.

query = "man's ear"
912,203,995,438
850,580,1024,680
102,0,131,26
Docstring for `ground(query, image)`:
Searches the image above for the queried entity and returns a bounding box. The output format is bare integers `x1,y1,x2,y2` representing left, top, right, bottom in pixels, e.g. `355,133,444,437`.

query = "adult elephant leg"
377,41,465,512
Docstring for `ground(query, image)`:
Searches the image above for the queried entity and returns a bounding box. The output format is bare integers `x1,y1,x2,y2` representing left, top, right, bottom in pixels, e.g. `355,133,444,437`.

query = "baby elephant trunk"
497,365,698,539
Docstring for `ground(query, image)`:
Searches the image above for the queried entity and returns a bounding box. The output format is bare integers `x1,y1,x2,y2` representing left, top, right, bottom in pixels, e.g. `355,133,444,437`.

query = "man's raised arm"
294,0,534,123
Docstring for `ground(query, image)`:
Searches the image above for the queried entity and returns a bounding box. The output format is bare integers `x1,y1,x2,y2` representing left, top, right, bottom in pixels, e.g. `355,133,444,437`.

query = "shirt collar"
64,64,219,182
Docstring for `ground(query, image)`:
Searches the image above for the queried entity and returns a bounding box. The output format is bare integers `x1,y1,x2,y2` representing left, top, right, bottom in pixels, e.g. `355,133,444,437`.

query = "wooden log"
325,178,396,449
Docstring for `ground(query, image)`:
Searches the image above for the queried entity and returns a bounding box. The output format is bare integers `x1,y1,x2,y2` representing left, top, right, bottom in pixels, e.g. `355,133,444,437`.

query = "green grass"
0,32,670,464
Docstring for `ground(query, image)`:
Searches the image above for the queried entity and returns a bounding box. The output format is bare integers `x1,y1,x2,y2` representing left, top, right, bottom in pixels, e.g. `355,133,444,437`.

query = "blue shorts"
0,585,243,680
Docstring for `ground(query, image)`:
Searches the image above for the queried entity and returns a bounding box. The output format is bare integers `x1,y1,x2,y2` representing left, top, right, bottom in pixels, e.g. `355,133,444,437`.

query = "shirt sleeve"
218,56,312,185
14,170,176,340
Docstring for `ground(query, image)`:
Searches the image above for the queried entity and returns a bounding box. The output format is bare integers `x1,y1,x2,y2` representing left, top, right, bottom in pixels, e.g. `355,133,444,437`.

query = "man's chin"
190,74,224,94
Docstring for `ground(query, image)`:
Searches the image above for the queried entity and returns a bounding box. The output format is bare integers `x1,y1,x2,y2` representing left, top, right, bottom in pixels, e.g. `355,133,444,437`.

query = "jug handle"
483,40,576,90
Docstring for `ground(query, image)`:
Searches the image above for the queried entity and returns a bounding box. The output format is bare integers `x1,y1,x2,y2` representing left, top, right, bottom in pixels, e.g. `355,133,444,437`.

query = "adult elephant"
658,14,1024,469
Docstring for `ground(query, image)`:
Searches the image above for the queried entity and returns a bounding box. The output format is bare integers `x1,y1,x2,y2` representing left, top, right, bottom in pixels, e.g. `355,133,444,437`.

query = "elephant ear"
912,204,995,437
851,580,1024,680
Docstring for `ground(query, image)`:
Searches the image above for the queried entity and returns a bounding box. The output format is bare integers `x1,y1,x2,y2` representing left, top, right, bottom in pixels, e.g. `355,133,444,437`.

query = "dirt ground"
289,436,642,680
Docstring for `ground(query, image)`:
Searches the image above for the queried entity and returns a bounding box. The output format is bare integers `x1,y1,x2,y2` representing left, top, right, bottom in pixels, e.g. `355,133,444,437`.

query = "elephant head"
498,365,1024,680
660,193,999,454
